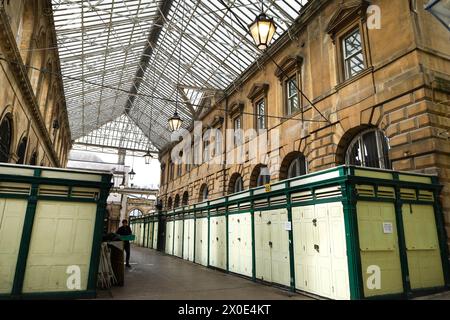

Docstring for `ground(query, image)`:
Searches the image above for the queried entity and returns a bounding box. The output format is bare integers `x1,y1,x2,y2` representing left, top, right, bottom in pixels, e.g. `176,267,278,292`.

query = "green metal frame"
0,164,112,300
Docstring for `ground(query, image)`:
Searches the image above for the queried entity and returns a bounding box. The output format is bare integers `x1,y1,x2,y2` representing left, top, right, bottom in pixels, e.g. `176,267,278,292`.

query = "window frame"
335,22,370,84
287,155,308,179
285,75,300,116
345,128,391,169
255,98,266,130
233,115,243,146
234,176,244,193
341,27,365,81
256,166,271,187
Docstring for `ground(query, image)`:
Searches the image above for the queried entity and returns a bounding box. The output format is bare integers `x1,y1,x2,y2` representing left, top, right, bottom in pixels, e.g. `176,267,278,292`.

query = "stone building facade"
158,0,450,248
0,0,71,167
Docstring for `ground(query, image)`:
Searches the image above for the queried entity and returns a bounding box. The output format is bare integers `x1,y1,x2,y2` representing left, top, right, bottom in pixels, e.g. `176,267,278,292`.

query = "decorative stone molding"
275,55,303,80
229,102,245,118
247,83,269,102
326,0,369,43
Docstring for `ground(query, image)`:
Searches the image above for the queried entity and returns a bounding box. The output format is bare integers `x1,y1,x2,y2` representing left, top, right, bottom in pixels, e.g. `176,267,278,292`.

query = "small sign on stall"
284,221,292,231
383,222,393,234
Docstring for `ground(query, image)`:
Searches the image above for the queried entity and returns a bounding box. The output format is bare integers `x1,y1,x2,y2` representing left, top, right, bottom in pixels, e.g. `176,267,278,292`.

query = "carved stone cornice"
326,0,370,43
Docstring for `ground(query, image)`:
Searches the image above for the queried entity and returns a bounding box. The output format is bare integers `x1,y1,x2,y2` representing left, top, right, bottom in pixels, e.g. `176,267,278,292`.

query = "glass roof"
52,0,309,152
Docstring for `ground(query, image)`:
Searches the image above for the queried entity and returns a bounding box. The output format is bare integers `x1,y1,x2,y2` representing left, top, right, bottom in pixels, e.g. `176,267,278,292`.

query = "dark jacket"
116,226,132,236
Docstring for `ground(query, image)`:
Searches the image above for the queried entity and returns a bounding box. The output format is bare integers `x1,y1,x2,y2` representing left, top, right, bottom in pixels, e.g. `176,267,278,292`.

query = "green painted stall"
0,163,111,299
131,166,449,300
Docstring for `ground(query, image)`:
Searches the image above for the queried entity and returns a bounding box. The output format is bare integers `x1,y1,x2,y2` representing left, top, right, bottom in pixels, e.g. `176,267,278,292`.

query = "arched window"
129,209,143,217
228,173,244,194
250,165,270,188
182,191,189,206
288,155,307,178
0,116,12,163
30,150,38,166
199,184,209,202
234,176,244,193
280,152,307,180
174,194,180,208
257,167,270,186
345,129,391,169
16,136,28,165
167,197,173,210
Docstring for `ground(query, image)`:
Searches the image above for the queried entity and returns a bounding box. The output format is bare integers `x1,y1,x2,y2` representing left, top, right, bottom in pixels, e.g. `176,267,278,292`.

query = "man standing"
116,219,132,268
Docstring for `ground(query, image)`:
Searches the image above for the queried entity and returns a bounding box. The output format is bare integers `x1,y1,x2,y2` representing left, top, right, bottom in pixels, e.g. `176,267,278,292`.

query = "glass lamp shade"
249,13,277,50
168,111,183,132
129,168,136,181
144,151,153,164
425,0,450,31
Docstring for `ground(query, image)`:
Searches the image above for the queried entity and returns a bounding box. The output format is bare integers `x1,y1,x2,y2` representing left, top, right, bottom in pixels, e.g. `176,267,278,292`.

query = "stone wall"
0,0,71,167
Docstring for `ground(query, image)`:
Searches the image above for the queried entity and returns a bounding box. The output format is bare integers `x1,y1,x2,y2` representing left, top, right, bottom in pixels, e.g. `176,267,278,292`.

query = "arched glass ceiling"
52,0,309,152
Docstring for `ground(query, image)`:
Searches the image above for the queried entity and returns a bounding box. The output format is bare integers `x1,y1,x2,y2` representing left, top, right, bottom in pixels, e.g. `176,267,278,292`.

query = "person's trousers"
124,241,130,265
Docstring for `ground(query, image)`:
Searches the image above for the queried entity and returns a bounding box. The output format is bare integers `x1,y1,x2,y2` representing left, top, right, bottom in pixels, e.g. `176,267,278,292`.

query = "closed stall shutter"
188,219,194,261
195,218,208,266
228,213,252,277
255,209,290,286
357,201,403,297
209,216,226,270
255,211,272,282
402,204,444,290
183,219,190,260
148,222,153,248
165,221,173,255
174,220,183,258
22,201,96,293
292,203,350,300
228,215,238,273
0,199,27,294
242,213,253,277
152,222,158,249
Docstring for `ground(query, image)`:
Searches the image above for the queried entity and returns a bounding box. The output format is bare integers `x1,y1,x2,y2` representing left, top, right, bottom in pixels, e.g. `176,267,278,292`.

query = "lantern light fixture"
248,12,277,51
128,168,136,181
144,150,153,164
168,111,183,132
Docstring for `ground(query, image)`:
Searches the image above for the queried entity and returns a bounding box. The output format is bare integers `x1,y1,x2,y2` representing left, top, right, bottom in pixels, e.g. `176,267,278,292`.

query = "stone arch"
249,164,270,188
167,197,173,210
335,124,375,165
182,191,189,206
0,112,14,163
279,151,307,181
16,133,28,165
228,172,244,194
337,125,391,169
129,208,144,217
29,149,38,166
198,183,209,202
174,194,180,208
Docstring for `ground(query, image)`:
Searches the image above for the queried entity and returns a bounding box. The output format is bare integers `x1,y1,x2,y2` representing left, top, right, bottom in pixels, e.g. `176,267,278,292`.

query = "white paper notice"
383,222,393,234
285,221,292,231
